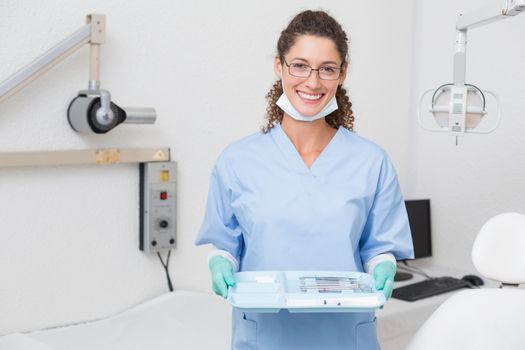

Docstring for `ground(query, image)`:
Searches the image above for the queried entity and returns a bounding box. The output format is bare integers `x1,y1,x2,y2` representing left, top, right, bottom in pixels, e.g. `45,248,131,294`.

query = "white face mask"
276,92,338,122
276,72,339,122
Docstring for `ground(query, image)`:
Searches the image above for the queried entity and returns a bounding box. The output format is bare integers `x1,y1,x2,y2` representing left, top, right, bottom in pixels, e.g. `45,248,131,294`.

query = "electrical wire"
398,260,433,280
399,261,432,279
157,250,174,292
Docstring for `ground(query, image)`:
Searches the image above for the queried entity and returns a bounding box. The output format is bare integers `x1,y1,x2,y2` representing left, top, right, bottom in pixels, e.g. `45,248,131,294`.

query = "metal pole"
0,24,91,103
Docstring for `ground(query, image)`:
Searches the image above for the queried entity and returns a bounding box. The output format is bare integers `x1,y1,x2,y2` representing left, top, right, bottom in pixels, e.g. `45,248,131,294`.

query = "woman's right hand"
209,255,236,298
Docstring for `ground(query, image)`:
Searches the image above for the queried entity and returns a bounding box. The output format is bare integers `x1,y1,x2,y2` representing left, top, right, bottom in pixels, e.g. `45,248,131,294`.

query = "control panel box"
139,161,177,252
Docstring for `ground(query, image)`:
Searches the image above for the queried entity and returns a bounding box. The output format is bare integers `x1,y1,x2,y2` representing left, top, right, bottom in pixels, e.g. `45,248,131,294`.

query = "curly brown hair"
262,10,355,133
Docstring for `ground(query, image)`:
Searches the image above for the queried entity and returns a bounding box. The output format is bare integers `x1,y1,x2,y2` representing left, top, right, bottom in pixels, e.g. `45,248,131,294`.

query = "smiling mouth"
297,91,324,101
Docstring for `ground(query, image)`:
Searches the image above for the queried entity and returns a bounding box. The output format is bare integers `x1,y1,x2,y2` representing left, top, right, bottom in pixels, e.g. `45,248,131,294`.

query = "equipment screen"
405,199,432,258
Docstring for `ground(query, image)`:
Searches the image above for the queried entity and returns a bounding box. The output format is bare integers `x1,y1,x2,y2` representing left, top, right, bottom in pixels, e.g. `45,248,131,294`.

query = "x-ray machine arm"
0,14,156,134
420,0,525,143
454,0,525,86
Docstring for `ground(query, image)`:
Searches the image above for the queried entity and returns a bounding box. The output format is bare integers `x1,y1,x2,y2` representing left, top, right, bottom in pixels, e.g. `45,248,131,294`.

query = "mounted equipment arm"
0,14,156,134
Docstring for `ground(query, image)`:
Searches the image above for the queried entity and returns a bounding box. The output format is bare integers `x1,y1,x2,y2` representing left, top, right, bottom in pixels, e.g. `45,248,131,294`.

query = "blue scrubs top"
196,123,414,350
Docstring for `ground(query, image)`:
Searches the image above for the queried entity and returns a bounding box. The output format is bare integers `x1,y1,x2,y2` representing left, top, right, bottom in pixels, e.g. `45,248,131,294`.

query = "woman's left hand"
373,261,396,300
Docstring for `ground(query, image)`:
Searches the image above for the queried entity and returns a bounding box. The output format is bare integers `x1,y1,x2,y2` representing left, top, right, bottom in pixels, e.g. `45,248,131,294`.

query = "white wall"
0,0,415,334
408,0,525,272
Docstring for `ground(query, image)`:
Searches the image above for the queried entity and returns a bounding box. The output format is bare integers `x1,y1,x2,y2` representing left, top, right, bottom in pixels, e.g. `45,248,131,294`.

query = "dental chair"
405,212,525,350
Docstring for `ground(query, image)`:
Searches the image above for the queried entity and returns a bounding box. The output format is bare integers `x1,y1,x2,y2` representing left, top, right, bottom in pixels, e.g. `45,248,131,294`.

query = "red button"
160,191,168,200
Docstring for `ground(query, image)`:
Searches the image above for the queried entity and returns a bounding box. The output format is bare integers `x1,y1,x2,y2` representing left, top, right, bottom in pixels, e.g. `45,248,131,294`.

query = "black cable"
157,250,174,292
398,260,432,280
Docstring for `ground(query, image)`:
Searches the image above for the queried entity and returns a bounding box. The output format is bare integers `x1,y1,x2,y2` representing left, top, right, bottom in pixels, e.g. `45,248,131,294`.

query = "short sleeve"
359,154,415,264
195,165,244,262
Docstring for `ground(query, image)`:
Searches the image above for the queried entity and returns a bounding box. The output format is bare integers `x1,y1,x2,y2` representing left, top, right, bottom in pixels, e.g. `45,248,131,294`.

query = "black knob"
151,240,157,246
169,238,175,244
159,220,169,228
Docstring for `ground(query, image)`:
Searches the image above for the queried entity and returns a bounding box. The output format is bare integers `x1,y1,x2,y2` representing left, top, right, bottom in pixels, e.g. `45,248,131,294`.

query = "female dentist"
196,10,414,350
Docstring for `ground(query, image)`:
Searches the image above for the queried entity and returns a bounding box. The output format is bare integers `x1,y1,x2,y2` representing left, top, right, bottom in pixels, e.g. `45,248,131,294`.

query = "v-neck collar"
270,123,343,176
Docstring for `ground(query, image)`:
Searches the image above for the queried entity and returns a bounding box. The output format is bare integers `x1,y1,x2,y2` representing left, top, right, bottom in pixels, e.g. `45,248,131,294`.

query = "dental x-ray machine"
0,14,156,133
419,0,525,144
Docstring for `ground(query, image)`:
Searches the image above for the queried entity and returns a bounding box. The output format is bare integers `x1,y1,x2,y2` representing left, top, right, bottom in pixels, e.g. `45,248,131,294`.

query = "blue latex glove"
374,261,396,300
209,255,236,298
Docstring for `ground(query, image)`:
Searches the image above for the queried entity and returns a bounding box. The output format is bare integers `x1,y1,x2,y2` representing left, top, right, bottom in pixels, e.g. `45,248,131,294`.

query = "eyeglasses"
282,58,343,81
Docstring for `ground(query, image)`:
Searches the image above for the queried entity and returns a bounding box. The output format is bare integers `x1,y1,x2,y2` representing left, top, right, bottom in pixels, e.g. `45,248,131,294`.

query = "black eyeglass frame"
282,58,344,81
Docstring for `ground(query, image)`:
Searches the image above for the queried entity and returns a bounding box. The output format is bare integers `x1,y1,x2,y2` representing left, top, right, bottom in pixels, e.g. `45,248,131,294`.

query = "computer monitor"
395,199,432,281
405,199,432,259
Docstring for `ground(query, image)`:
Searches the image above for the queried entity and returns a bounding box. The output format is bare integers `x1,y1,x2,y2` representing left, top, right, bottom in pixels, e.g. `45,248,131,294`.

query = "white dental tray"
227,271,385,313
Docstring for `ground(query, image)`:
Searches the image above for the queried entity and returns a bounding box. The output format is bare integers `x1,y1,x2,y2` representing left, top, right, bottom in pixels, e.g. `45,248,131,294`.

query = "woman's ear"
339,62,348,84
274,56,283,80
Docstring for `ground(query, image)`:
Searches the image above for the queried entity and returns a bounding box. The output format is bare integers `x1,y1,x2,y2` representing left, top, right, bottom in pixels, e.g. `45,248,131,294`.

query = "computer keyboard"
392,276,470,302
